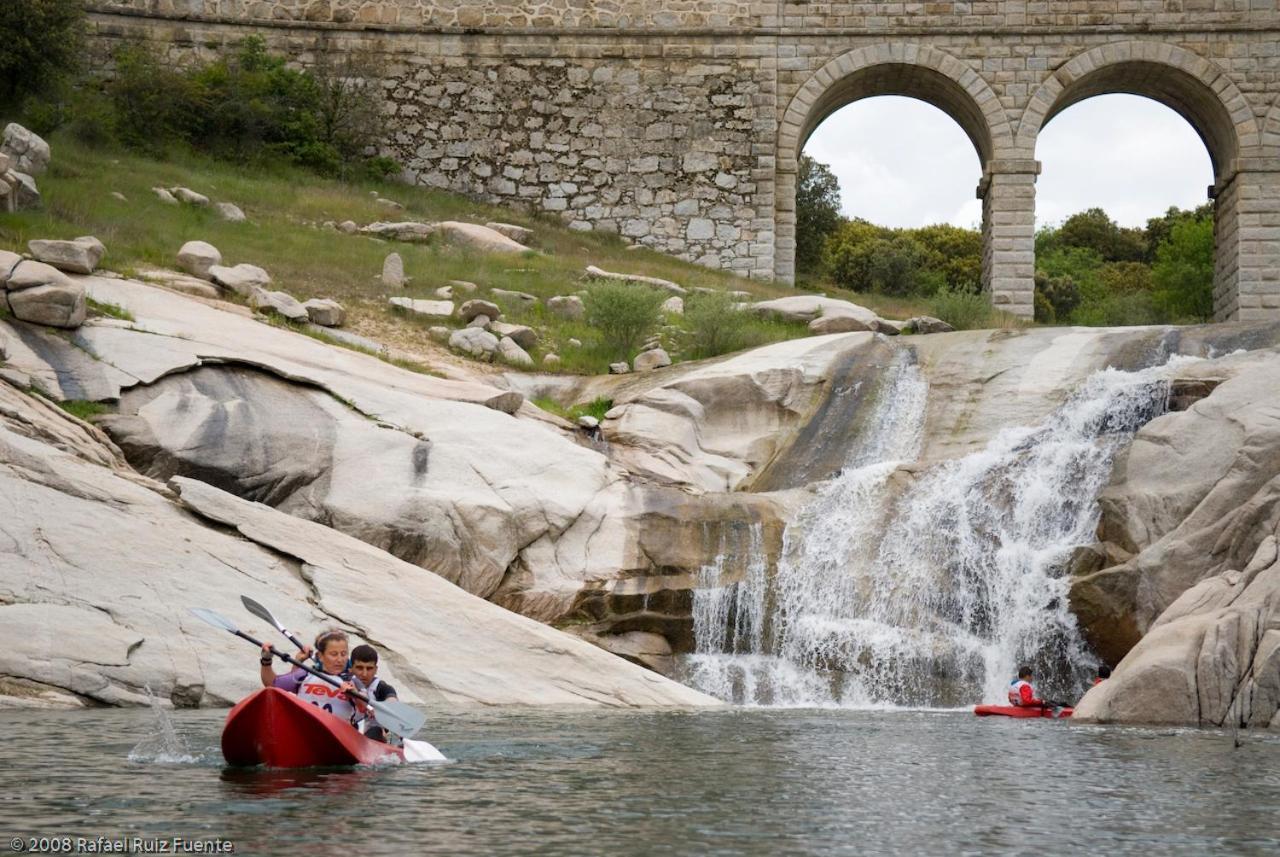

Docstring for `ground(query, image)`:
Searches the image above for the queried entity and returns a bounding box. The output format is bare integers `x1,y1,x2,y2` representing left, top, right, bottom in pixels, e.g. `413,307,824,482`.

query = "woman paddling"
259,628,361,723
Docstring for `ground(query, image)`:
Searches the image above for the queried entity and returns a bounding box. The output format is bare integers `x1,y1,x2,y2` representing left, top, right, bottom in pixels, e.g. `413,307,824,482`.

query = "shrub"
583,282,664,358
0,0,86,112
683,290,754,358
928,287,997,331
1034,272,1081,324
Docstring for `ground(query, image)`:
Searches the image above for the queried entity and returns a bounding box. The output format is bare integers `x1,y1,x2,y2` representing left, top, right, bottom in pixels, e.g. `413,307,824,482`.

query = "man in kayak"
349,644,398,742
350,644,398,703
1008,666,1047,708
259,628,361,723
1094,665,1111,685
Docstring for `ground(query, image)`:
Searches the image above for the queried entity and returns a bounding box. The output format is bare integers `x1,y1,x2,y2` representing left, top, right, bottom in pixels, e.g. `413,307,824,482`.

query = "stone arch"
774,44,1013,282
1016,41,1259,179
1015,42,1272,322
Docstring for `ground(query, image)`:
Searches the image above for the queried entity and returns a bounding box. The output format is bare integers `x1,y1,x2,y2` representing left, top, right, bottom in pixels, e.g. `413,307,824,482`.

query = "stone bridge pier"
87,1,1280,321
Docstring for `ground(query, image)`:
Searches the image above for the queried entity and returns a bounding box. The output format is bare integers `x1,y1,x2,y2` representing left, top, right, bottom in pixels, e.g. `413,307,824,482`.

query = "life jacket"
1008,678,1034,706
1093,677,1106,686
297,670,357,723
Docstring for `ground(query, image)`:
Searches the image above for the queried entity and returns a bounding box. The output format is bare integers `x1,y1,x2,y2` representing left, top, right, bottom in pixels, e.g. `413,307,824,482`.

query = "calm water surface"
0,707,1277,856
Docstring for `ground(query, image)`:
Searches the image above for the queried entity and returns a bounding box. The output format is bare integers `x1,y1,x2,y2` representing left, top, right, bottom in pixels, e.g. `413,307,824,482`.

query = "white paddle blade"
402,739,447,763
371,700,427,739
240,595,282,630
189,607,238,633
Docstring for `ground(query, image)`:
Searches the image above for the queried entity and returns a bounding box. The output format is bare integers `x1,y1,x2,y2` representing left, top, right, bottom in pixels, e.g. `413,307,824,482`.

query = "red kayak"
974,704,1073,719
222,688,404,767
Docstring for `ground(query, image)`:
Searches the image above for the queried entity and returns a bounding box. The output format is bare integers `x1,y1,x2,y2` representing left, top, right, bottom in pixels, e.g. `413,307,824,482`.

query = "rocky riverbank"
3,261,1280,724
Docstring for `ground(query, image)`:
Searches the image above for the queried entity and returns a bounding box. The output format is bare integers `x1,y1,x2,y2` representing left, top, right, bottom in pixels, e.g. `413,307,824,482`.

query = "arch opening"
776,47,1006,286
1027,58,1246,323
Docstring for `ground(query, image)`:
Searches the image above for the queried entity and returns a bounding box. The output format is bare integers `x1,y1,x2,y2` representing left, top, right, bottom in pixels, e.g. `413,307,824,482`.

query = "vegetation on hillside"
795,153,1216,327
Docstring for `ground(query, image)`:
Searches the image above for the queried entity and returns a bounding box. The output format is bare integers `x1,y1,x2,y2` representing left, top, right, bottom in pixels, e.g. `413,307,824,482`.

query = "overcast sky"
803,94,1214,231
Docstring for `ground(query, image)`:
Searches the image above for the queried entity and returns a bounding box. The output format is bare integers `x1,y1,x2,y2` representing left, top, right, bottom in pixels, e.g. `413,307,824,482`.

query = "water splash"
687,350,1191,708
128,688,201,764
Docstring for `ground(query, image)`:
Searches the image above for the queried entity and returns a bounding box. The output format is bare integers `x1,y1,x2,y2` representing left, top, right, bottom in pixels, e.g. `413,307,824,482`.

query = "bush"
928,287,997,331
583,282,664,358
684,290,754,359
1034,272,1081,324
0,0,86,112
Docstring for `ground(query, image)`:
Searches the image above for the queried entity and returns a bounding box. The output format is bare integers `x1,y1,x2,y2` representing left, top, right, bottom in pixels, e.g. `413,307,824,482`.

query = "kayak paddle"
189,607,427,739
240,595,309,654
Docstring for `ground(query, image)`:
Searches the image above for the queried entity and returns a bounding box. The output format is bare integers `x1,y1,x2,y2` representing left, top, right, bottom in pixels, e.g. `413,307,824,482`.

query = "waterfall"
686,349,1190,708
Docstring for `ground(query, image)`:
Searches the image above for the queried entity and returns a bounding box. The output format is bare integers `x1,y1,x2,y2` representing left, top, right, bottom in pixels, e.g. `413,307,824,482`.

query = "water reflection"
1,707,1278,856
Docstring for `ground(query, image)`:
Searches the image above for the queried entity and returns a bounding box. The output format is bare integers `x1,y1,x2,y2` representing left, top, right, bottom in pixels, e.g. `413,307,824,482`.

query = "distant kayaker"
259,628,361,723
1094,665,1112,686
1008,666,1047,708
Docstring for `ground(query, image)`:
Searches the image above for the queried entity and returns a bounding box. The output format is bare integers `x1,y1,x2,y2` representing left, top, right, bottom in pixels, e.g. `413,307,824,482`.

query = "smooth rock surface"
437,221,532,254
382,252,406,289
209,264,271,296
361,221,436,242
215,202,246,222
449,326,499,359
1,124,50,175
490,321,538,349
248,288,308,322
390,297,454,320
0,379,716,708
170,187,210,207
548,295,585,320
485,222,534,244
459,299,502,322
28,237,105,275
303,298,345,327
177,241,221,280
497,336,534,367
633,348,672,372
585,265,685,295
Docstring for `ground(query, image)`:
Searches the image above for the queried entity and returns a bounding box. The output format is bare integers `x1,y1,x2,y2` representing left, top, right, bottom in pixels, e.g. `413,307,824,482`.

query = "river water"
2,707,1278,856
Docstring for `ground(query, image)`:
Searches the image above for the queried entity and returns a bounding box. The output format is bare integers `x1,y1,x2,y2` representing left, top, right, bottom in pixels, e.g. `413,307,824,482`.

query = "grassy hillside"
0,135,942,374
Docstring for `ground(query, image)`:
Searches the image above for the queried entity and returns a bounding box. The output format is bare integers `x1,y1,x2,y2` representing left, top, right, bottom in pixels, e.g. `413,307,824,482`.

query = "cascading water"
686,349,1191,708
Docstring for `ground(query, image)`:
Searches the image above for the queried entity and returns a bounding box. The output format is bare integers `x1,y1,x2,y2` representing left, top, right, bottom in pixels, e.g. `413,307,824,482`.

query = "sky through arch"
803,93,1214,231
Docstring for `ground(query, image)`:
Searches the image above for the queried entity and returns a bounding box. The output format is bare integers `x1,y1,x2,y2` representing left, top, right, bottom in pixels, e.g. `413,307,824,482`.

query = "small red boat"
222,688,404,767
974,704,1073,719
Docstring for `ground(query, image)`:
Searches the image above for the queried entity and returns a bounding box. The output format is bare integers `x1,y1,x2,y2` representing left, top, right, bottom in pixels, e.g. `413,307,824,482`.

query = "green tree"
795,155,843,276
1152,216,1214,321
1144,204,1213,263
0,0,85,112
822,219,888,290
1040,208,1147,263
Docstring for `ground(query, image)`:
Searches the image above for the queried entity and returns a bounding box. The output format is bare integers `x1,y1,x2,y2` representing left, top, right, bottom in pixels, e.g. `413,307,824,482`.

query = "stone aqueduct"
87,1,1280,321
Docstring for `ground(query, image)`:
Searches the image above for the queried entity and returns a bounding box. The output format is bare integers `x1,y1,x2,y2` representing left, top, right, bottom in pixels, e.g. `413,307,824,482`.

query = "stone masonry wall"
86,1,1280,319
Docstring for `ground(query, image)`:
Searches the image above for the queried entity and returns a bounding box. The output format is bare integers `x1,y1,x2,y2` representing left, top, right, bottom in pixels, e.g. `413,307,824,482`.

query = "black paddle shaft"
240,629,374,706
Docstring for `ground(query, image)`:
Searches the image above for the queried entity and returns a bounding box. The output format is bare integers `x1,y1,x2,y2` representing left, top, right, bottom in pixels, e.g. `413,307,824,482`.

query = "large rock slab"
1075,533,1280,728
248,288,308,323
28,237,105,275
390,297,453,319
210,263,271,297
1070,353,1280,669
177,241,221,280
2,123,50,175
751,295,878,328
437,221,532,254
360,221,436,242
585,265,685,295
0,379,716,708
3,261,86,329
449,326,499,359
